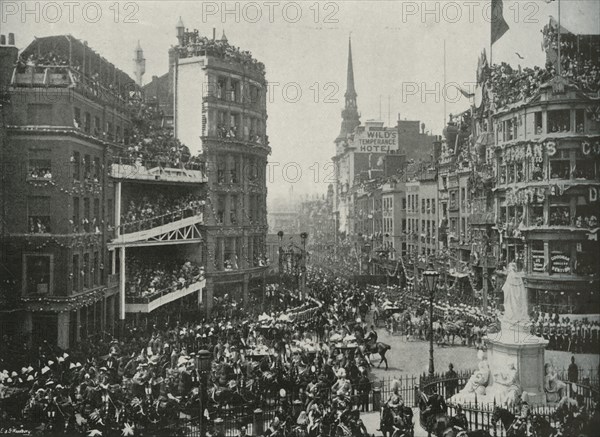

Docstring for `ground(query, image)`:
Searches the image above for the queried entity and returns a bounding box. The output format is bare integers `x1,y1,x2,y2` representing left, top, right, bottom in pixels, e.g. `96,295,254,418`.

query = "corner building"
167,26,270,313
0,35,135,347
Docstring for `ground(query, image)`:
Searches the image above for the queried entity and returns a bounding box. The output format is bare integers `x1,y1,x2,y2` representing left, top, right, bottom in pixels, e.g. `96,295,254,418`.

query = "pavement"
368,326,599,382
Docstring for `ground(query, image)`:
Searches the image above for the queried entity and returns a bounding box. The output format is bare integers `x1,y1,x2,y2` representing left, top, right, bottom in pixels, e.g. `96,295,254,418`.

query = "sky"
2,0,599,205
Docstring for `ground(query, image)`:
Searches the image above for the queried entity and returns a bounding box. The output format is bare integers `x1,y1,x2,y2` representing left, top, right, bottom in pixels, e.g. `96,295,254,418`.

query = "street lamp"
197,349,212,437
423,262,440,377
300,232,308,299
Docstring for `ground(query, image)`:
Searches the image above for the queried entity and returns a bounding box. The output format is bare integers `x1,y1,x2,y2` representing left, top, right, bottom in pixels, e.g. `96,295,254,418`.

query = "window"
217,77,226,100
534,112,542,135
93,157,100,180
576,109,585,133
432,201,436,214
94,116,101,136
93,252,99,286
93,199,100,230
230,79,239,102
84,112,91,133
549,205,570,226
72,197,80,232
574,149,596,180
28,196,51,234
421,199,425,214
402,198,406,210
24,254,52,295
74,107,81,128
230,195,238,225
217,160,225,183
83,198,90,232
84,155,92,180
72,151,81,181
529,204,544,227
83,253,90,288
550,241,571,274
550,150,570,180
28,157,52,179
547,109,570,133
72,254,80,292
217,195,225,224
531,241,545,273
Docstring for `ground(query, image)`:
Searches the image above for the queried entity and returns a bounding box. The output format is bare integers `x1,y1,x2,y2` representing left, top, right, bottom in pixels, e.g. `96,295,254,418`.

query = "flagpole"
557,0,561,75
443,39,447,127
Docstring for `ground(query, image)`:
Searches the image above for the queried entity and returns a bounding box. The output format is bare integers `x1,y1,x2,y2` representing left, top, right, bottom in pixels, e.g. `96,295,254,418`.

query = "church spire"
337,35,360,142
346,36,356,101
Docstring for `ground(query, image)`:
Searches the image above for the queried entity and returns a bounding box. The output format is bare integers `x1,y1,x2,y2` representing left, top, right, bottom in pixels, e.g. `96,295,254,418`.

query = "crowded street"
1,1,600,436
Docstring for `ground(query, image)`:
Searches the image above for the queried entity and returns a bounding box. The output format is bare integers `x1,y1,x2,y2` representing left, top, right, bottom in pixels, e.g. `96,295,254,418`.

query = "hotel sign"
355,128,399,153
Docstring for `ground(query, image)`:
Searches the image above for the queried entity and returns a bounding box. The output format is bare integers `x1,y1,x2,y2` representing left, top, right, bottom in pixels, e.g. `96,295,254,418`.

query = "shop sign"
532,252,545,273
551,254,570,274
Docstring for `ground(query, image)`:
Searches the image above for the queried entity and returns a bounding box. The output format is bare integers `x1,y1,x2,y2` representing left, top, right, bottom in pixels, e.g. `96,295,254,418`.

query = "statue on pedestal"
502,262,530,325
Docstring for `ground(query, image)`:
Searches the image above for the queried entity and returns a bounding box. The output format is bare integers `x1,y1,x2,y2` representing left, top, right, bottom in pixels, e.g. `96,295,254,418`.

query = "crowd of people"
542,21,600,93
0,268,387,437
531,313,600,354
176,30,265,75
121,102,204,170
126,257,204,301
15,51,133,104
120,194,204,234
0,259,598,436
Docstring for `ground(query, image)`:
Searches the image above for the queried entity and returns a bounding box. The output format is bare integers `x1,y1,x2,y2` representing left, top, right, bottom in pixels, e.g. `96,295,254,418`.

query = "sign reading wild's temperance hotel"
354,124,399,153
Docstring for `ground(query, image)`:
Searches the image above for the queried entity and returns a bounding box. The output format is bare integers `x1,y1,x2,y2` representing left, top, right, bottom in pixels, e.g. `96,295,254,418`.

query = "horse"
444,321,466,346
381,405,414,437
360,341,391,370
429,415,492,437
491,407,528,437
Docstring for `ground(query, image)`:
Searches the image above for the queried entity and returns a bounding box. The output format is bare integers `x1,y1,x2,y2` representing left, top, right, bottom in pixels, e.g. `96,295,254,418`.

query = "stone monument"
450,262,548,406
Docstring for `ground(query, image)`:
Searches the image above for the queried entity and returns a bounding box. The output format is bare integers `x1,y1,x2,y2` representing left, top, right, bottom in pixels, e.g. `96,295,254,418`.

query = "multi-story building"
491,76,599,314
0,34,136,347
164,22,270,312
466,20,600,314
381,181,406,259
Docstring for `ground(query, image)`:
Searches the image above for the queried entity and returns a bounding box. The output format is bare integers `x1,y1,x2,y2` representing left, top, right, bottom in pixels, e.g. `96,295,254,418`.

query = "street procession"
0,1,599,436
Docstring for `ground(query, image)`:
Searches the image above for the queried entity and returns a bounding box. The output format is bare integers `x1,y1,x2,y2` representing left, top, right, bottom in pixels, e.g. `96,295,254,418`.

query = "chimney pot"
8,33,14,45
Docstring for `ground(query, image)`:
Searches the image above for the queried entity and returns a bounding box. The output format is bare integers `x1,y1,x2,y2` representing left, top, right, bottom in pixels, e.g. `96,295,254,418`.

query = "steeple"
337,36,360,143
133,40,146,86
346,37,357,103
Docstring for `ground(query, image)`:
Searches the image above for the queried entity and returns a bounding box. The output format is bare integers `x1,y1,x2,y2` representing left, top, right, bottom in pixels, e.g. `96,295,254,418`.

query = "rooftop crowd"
176,30,265,75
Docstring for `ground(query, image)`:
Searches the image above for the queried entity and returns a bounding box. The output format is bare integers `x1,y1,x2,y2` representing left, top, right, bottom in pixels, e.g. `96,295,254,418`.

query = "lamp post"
300,232,308,300
277,231,284,311
197,349,212,437
423,262,440,377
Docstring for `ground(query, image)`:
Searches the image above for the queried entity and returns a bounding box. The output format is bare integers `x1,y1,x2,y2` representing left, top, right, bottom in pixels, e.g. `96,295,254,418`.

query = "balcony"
110,158,206,183
13,65,130,109
125,278,205,313
110,208,204,248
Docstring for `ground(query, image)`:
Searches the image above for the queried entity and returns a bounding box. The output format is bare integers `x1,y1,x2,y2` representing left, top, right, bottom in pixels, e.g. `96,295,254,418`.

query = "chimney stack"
8,33,14,45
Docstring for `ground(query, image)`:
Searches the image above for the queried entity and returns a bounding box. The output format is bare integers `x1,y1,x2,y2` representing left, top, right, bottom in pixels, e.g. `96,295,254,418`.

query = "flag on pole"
491,0,510,45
